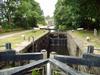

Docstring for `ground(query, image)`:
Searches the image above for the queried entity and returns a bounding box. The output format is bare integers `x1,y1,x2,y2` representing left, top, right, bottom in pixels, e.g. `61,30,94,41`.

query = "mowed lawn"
72,30,100,47
70,30,100,53
0,30,48,50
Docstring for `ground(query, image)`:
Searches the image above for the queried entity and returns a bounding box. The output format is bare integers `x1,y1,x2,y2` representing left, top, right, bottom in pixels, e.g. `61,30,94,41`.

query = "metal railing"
87,45,100,53
0,51,99,75
0,58,97,75
0,45,100,75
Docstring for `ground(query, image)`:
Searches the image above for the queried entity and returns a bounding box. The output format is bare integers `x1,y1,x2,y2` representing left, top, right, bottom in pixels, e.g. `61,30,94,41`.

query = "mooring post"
21,35,25,40
48,52,57,75
41,49,47,59
5,43,16,67
5,43,15,54
50,51,56,58
28,36,31,41
41,49,47,75
86,45,94,72
87,45,94,53
32,36,34,51
5,43,12,50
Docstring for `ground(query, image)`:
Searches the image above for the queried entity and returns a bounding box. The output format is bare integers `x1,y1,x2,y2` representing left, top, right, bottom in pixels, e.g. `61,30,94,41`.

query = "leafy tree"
0,0,18,31
14,0,45,29
54,0,80,30
54,0,100,30
14,0,34,29
3,0,17,25
0,0,45,30
78,0,100,30
31,0,45,25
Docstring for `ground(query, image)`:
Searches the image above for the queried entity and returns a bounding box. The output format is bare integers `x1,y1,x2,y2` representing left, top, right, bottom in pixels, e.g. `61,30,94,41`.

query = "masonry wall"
67,31,100,75
67,33,83,57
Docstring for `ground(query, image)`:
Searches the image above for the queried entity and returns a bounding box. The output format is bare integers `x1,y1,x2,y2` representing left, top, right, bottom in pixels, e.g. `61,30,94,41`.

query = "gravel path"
0,30,32,39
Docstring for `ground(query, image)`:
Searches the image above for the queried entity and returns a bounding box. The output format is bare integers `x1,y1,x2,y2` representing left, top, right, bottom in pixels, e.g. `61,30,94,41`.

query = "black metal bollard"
87,45,94,53
5,43,12,50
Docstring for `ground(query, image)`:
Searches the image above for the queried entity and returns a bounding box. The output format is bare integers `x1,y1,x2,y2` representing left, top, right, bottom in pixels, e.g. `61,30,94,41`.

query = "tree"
78,0,100,30
0,0,18,31
31,0,45,25
54,0,100,30
3,0,17,25
54,0,80,30
14,0,45,29
14,0,34,29
0,0,45,30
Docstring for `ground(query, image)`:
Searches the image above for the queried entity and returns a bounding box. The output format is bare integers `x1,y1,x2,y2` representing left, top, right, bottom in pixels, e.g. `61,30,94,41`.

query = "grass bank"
0,30,47,50
70,30,100,54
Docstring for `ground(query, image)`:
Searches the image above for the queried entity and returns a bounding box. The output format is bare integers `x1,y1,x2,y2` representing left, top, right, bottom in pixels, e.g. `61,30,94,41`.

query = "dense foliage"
0,0,45,30
54,0,100,30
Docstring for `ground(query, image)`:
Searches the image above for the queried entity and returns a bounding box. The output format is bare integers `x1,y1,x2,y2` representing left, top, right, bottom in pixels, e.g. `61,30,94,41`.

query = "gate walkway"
0,48,99,75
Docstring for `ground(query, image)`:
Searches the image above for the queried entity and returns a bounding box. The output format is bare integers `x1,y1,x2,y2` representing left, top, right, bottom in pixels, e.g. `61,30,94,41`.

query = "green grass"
71,30,100,48
0,30,48,50
32,69,40,75
0,28,24,34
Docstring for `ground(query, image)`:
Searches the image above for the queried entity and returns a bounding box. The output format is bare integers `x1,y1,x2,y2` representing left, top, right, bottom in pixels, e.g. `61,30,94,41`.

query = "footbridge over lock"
0,50,100,75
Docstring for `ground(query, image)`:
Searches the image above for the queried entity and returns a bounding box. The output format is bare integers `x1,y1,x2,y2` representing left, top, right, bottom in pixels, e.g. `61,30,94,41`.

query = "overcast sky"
35,0,58,17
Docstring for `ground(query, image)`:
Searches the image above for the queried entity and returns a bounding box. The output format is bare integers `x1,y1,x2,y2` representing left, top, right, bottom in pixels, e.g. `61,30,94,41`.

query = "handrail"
0,58,97,75
0,59,48,75
0,53,99,75
49,59,91,75
0,59,92,75
0,52,43,61
54,55,100,67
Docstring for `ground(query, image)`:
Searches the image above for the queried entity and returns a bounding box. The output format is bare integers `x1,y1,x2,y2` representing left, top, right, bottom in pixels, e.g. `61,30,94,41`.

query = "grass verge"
0,30,47,50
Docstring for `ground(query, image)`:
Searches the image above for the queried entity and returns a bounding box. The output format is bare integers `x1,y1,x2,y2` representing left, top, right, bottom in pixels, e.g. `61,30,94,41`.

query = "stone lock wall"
67,33,83,57
67,32,100,75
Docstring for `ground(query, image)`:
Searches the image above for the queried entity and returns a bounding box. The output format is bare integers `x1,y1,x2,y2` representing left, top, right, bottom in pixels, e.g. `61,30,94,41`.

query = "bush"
32,69,40,75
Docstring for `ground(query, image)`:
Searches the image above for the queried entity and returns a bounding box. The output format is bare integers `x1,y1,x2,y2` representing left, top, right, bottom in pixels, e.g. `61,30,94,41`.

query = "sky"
35,0,58,17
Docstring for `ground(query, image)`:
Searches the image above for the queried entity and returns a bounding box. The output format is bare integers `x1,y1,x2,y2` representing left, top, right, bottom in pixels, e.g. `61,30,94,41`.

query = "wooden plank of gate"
54,55,100,67
0,59,48,75
49,59,93,75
